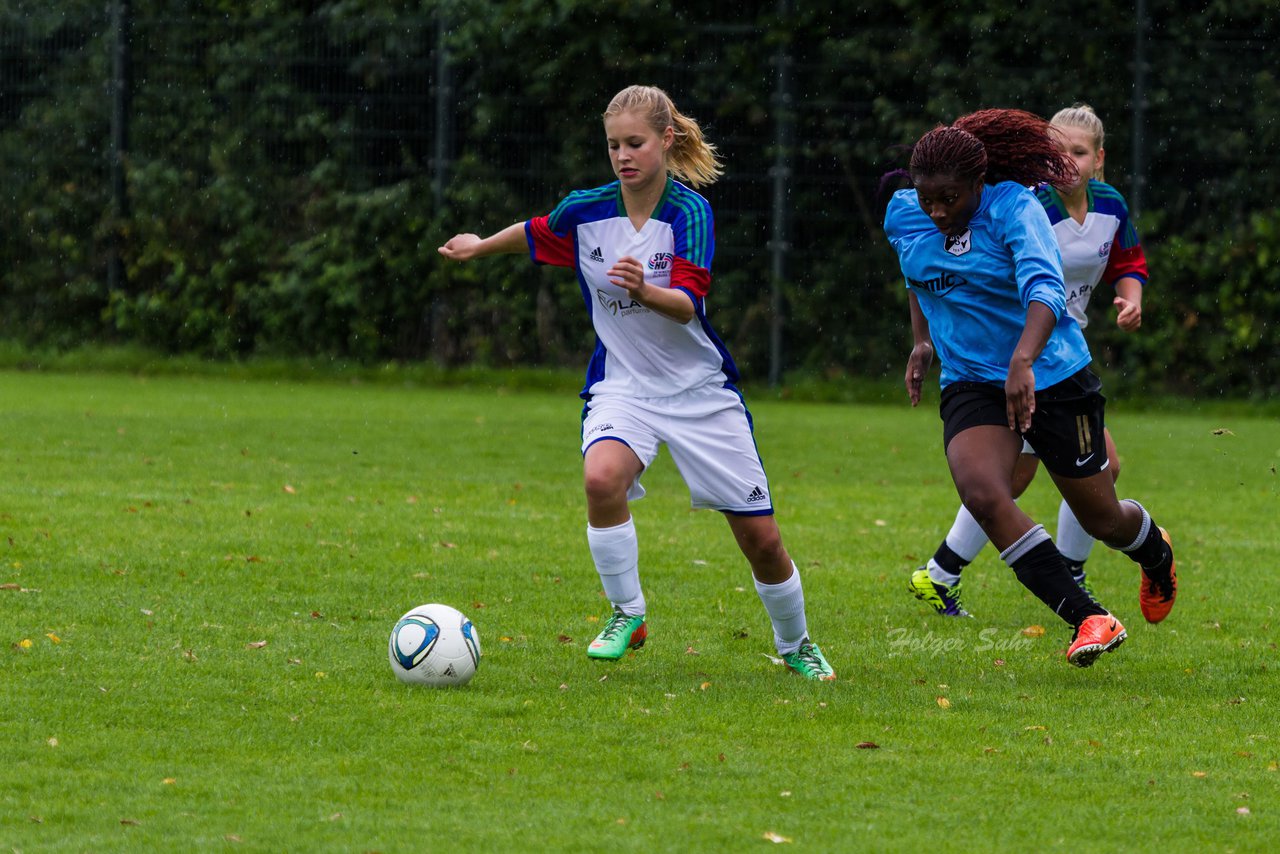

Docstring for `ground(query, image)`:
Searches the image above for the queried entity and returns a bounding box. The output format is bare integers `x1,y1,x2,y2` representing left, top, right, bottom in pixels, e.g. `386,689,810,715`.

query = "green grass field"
2,369,1277,852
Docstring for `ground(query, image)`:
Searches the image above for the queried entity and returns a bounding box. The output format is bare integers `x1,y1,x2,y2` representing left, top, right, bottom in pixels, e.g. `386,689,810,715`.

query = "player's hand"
1114,296,1142,332
608,256,646,294
1005,361,1036,432
905,342,933,407
438,234,482,261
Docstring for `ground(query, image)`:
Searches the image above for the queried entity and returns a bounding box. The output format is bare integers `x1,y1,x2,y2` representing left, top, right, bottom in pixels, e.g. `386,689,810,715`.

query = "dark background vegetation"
1,0,1277,398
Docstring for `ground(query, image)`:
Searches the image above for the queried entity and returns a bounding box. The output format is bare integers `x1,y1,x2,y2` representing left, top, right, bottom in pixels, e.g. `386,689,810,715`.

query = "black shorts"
939,367,1108,479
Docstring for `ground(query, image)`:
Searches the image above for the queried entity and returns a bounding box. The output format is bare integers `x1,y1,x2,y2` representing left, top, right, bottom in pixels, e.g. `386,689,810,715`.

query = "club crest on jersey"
944,229,973,256
647,251,673,278
1097,239,1113,258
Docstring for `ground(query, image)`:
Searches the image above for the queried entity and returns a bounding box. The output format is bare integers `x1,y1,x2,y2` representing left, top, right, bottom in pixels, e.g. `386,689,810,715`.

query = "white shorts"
580,385,775,515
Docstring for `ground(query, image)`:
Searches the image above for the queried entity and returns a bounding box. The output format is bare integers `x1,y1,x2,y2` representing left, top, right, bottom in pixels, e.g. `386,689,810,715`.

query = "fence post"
768,0,792,388
433,7,452,208
108,0,131,296
429,5,454,362
1131,0,1147,219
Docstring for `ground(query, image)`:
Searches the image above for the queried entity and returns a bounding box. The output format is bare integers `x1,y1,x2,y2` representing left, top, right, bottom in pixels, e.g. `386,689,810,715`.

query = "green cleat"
908,567,971,617
782,639,836,682
586,608,647,660
1071,569,1097,602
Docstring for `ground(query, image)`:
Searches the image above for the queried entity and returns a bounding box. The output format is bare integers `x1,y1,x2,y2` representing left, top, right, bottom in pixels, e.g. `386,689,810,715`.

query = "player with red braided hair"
882,108,1177,667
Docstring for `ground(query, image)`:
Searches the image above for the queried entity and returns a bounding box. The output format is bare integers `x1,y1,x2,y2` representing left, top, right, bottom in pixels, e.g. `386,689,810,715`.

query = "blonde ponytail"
604,85,723,188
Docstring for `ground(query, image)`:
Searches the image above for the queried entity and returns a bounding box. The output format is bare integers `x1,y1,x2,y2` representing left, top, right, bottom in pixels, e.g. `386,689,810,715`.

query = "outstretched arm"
438,222,528,262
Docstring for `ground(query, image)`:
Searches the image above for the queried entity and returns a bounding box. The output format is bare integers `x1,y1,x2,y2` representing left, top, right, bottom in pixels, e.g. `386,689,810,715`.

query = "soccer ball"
388,603,481,687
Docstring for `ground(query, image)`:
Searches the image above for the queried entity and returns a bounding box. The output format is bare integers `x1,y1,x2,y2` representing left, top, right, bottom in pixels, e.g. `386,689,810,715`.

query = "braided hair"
909,109,1078,188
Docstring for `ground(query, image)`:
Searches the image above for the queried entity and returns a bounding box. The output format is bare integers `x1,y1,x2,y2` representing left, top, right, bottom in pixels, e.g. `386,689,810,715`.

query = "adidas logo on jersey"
589,246,604,263
746,486,768,503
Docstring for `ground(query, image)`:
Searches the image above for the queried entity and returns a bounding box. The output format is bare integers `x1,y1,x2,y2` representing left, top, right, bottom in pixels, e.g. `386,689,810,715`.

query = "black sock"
1119,500,1172,578
1001,526,1106,627
932,541,969,576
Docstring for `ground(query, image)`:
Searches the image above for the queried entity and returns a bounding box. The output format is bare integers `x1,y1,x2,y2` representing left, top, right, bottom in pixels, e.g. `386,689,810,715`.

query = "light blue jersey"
884,180,1091,389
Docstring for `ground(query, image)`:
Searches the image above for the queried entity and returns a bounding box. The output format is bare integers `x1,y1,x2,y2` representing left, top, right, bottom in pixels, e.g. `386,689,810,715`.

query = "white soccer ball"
388,603,481,687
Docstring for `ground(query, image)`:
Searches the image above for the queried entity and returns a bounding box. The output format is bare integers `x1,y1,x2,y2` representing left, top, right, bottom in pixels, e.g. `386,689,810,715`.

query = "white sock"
927,561,962,587
945,503,991,563
1056,499,1096,564
754,564,808,655
587,519,645,616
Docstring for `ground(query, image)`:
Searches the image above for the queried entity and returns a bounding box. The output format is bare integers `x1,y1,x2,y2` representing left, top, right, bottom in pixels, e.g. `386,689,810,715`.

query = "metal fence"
2,3,1277,379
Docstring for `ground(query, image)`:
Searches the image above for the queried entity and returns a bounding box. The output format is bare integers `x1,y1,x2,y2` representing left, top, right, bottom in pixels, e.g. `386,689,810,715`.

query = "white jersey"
525,178,738,403
1036,180,1148,330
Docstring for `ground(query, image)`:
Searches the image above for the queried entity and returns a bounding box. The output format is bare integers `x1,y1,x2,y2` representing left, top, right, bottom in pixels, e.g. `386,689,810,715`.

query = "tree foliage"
0,0,1276,397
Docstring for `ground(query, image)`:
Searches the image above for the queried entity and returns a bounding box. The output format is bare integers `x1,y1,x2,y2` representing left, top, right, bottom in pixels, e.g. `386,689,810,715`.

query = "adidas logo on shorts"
746,485,768,503
589,246,604,263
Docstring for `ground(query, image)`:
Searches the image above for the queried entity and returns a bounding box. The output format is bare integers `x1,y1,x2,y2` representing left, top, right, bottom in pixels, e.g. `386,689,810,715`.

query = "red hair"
910,109,1078,188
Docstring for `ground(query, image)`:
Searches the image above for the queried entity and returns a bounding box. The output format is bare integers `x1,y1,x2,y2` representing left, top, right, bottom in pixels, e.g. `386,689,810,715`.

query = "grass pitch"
2,370,1277,851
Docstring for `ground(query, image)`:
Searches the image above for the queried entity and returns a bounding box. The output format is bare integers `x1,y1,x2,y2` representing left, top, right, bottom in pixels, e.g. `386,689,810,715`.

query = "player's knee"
955,483,1008,529
582,467,628,505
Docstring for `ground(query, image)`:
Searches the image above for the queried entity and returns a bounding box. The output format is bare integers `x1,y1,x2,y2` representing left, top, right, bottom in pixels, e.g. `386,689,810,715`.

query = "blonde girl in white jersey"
439,85,836,680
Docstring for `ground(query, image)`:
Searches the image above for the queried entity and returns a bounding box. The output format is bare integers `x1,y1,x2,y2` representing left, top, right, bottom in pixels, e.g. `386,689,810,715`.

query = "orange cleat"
1067,613,1127,668
1139,528,1178,624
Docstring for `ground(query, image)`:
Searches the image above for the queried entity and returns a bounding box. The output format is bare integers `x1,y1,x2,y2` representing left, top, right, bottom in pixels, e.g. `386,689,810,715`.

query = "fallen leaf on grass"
700,682,712,691
1021,625,1046,638
855,742,880,749
1238,807,1251,816
120,818,140,826
763,831,792,843
1,583,21,590
163,778,176,785
45,633,61,644
47,738,58,747
283,484,297,494
1211,428,1234,436
936,697,951,709
225,834,242,842
246,640,268,649
557,634,573,644
16,639,32,650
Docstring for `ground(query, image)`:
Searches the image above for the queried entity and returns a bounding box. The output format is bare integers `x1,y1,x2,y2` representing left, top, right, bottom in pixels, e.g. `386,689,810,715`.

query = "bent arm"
607,256,695,324
1112,275,1143,331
